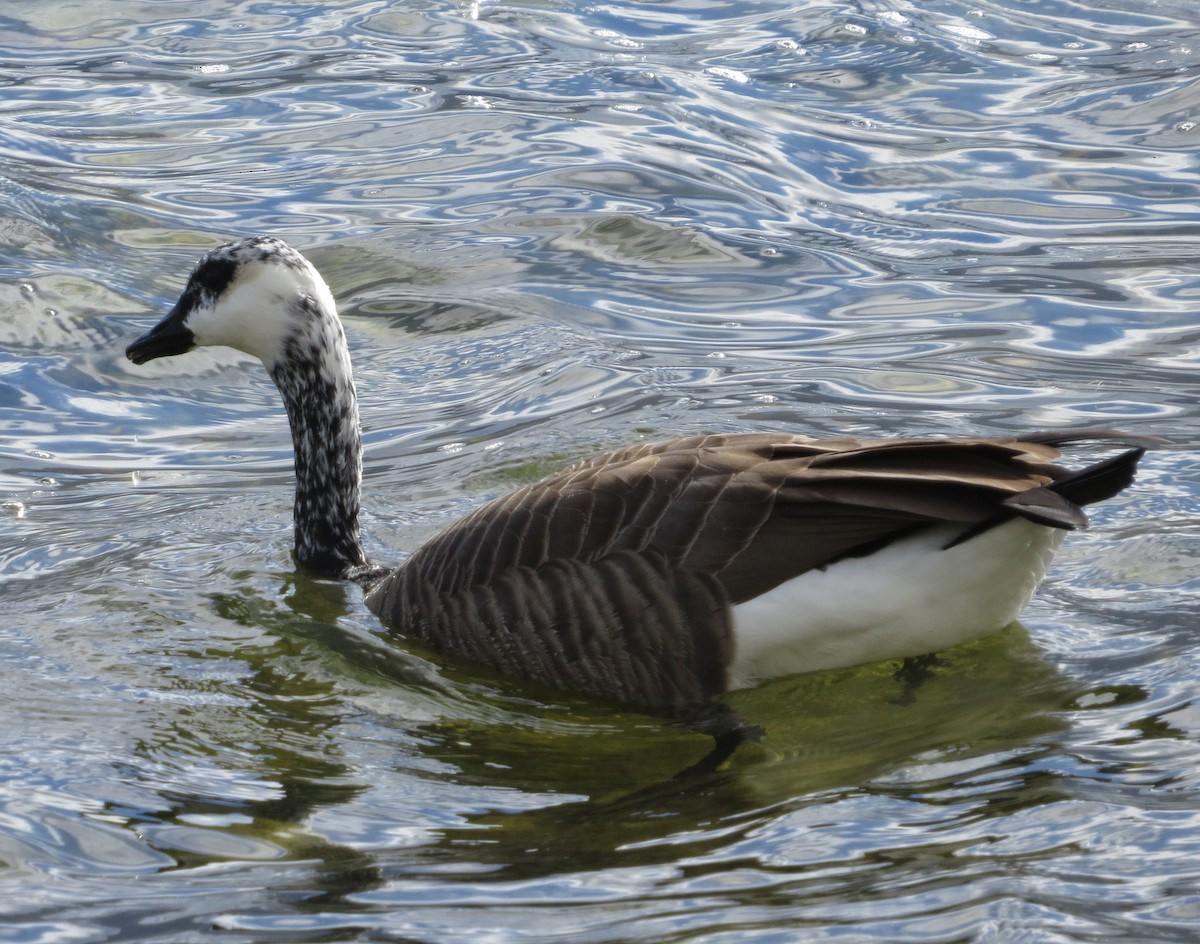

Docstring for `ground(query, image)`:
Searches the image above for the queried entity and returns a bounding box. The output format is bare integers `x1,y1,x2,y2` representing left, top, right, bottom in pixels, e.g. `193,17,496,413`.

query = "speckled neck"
268,294,368,577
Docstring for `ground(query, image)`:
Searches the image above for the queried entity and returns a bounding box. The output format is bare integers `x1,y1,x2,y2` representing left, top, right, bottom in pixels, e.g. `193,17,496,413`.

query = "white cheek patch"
185,261,333,368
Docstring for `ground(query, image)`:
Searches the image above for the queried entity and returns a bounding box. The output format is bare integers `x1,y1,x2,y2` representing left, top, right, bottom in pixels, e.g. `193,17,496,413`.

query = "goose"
126,236,1147,769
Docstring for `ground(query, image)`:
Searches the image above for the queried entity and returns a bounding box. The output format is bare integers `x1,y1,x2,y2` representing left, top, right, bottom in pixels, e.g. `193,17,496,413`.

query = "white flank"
728,518,1066,688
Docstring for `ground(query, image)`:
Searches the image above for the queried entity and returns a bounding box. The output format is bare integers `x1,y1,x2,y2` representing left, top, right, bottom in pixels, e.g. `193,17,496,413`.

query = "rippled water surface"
2,1,1199,941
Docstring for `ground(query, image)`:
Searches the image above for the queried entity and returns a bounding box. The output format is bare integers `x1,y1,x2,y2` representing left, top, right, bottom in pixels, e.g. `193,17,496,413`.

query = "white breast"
728,519,1066,688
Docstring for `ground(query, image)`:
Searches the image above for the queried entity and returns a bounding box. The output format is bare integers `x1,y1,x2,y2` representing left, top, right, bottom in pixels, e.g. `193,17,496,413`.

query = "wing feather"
368,550,732,710
364,429,1146,709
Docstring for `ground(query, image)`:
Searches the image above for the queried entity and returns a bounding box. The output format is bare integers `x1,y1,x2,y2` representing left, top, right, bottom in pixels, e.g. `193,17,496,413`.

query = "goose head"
127,236,368,577
126,236,340,370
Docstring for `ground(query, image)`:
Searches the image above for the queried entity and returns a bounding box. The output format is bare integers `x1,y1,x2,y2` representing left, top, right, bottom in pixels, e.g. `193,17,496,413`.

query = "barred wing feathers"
364,431,1143,710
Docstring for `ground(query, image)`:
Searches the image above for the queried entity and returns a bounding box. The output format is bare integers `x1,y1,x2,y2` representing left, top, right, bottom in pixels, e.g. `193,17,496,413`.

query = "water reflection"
60,555,1095,916
191,628,1102,939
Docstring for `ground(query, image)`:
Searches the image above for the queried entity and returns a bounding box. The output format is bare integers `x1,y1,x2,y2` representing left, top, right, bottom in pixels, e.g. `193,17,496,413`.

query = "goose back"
363,430,1144,711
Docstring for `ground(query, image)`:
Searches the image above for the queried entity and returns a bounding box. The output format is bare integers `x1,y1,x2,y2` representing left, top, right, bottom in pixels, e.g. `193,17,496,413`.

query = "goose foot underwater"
125,236,1150,773
672,705,764,780
890,653,952,707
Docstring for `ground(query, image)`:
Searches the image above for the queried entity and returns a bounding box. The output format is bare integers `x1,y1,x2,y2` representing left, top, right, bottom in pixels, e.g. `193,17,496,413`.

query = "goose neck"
268,298,368,577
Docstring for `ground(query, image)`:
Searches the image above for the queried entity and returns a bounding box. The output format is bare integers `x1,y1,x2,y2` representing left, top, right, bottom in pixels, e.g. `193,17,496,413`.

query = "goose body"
127,237,1146,728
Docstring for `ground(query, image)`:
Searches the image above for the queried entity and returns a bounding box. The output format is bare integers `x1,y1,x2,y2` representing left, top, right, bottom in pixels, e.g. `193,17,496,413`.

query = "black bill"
126,304,195,365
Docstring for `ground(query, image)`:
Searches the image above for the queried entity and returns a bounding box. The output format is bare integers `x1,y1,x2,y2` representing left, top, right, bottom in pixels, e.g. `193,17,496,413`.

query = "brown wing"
374,549,732,710
364,429,1144,709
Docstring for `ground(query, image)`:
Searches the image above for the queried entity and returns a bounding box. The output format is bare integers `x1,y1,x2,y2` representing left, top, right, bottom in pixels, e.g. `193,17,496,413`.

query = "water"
1,1,1199,940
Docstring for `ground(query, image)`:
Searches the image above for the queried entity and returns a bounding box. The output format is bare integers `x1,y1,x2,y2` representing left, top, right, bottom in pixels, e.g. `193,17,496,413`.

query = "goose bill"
126,305,195,365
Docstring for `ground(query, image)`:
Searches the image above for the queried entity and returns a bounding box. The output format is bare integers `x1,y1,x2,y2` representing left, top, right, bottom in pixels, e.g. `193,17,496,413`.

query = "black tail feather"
946,445,1146,549
1048,447,1146,509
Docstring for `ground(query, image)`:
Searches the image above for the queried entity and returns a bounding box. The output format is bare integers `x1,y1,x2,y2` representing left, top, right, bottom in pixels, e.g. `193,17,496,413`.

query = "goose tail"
1000,446,1146,530
1047,446,1146,510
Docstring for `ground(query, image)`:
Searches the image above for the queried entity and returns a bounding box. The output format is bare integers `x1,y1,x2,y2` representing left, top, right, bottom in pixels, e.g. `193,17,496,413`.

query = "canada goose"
126,237,1147,769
